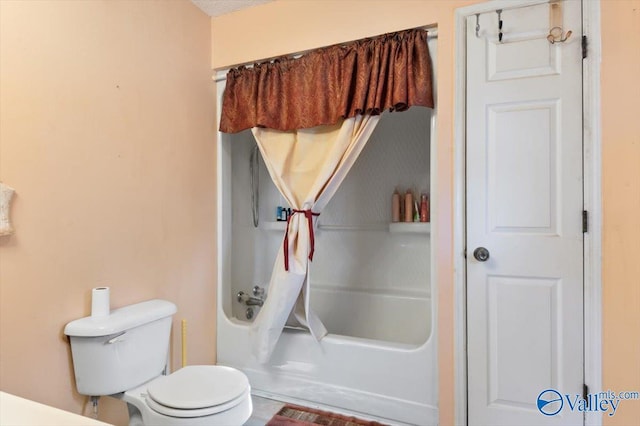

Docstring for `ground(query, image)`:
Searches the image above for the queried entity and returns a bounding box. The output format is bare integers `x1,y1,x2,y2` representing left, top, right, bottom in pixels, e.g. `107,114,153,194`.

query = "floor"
244,394,402,426
244,395,285,426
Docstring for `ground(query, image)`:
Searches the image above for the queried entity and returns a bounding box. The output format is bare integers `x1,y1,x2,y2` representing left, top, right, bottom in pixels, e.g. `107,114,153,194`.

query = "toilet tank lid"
64,299,177,337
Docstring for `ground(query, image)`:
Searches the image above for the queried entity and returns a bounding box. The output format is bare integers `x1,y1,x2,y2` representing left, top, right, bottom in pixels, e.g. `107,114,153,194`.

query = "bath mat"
266,404,388,426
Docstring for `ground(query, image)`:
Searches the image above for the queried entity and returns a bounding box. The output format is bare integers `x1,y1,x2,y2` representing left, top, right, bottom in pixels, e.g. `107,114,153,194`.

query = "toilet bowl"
64,299,253,426
121,366,252,426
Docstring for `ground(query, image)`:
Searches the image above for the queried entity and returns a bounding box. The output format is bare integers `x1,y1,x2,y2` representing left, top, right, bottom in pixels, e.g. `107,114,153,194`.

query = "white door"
466,1,583,425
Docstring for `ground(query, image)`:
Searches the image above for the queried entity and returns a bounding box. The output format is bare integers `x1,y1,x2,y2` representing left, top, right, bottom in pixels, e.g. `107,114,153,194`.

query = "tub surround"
217,54,436,422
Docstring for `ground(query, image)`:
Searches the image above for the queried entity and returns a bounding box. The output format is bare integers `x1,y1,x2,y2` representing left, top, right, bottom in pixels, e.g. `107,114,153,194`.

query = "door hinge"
582,210,588,233
582,35,588,59
583,384,589,407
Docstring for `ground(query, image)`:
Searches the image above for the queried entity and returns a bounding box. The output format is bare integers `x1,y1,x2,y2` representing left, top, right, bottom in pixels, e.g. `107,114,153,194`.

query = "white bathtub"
309,285,431,345
216,135,438,424
217,299,437,425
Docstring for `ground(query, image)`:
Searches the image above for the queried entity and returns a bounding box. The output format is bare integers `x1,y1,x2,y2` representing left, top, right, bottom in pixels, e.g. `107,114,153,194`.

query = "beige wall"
0,1,216,425
601,1,640,426
212,0,640,425
0,0,637,425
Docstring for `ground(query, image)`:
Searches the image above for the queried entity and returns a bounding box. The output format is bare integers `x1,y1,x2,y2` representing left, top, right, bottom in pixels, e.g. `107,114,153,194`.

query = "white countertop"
0,392,112,426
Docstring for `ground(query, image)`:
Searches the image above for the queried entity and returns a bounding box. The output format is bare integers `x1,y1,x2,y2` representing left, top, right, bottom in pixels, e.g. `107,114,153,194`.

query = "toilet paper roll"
91,287,110,317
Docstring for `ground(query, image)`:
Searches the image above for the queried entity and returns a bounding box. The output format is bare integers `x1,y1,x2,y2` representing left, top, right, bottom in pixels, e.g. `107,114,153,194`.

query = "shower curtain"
250,115,380,361
219,28,434,362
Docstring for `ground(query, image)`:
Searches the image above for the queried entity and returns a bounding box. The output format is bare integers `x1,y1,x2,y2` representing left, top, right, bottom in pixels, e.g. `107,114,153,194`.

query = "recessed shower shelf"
388,223,431,234
260,221,288,231
260,221,430,234
260,221,389,232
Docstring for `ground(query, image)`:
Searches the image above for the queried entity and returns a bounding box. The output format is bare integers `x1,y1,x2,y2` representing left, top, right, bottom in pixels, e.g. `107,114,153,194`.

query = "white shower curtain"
250,114,380,362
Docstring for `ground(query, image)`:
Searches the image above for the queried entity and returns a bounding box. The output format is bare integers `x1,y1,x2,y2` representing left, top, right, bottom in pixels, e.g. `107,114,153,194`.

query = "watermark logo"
537,389,639,417
537,389,564,416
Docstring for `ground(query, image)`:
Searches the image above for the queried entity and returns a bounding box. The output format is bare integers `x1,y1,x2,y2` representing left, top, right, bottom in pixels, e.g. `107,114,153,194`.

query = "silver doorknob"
473,247,490,262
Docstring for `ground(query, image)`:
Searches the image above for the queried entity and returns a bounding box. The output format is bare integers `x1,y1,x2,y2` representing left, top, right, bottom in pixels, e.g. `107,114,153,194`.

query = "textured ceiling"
190,0,275,17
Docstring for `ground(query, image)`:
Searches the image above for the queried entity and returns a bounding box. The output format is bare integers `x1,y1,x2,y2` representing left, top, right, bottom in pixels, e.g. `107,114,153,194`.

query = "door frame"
452,1,603,425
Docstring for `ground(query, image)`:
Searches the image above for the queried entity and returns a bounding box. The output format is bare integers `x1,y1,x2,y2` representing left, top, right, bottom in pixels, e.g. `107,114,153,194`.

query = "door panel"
488,99,558,232
487,275,559,406
466,1,584,425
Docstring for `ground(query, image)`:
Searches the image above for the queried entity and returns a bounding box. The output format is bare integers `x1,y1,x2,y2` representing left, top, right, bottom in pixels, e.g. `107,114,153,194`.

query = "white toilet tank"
64,299,177,396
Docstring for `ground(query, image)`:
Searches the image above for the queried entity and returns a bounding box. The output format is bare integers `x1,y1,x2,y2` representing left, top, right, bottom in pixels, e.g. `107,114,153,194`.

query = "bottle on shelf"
404,190,413,223
392,190,400,223
276,206,289,222
420,193,430,222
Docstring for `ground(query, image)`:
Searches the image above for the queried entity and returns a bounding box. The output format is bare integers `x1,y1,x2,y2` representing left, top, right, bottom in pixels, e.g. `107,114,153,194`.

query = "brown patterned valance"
219,28,434,133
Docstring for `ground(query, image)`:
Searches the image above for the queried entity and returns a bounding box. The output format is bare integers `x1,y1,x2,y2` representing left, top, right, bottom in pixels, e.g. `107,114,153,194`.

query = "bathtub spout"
245,297,264,307
237,291,264,307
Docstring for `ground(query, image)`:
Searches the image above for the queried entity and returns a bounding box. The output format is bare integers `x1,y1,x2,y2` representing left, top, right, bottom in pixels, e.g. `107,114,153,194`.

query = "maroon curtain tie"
284,209,320,271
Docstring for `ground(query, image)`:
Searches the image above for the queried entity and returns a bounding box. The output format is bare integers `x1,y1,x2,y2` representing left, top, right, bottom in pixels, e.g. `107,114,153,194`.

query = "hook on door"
547,26,572,44
547,1,572,44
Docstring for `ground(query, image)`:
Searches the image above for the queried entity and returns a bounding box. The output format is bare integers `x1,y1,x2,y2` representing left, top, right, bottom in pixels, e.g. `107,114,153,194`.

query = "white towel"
0,183,15,236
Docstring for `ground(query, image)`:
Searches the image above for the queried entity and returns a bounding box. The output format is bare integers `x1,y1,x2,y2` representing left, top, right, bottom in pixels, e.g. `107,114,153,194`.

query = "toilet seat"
145,366,250,418
145,387,250,418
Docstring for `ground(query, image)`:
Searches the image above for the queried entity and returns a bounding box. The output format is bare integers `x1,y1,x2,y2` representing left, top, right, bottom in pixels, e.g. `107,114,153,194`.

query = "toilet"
64,299,252,426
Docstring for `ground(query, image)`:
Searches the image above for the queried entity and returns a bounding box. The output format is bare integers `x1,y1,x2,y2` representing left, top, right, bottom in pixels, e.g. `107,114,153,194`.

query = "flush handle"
473,247,490,262
106,331,126,344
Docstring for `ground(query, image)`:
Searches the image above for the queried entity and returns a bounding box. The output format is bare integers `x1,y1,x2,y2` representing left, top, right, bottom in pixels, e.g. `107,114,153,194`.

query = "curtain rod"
214,26,437,81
